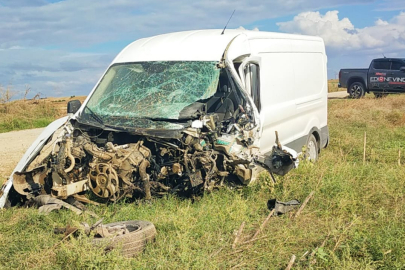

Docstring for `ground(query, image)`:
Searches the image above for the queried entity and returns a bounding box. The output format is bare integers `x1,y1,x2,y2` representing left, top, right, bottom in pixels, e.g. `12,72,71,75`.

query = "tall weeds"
0,100,59,133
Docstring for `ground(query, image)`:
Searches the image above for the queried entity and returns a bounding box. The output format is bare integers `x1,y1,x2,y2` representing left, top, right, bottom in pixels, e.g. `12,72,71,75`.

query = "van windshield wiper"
83,106,105,127
108,115,187,123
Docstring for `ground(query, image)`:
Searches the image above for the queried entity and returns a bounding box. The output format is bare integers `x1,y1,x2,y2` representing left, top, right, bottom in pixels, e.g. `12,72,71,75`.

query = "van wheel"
306,135,318,161
349,82,365,99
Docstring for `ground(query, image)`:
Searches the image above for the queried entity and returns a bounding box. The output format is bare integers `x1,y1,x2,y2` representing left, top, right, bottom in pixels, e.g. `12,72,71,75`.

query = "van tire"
349,82,365,99
92,220,156,257
306,135,319,161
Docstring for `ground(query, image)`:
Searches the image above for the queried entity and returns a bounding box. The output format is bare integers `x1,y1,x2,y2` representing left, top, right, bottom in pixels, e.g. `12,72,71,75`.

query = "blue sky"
0,0,404,98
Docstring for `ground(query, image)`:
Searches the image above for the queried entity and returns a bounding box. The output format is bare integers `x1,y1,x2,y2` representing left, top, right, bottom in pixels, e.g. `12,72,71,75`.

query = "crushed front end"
0,61,297,206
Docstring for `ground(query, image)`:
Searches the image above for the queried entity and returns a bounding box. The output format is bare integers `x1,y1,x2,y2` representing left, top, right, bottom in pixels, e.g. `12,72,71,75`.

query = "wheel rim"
308,141,317,160
351,85,362,98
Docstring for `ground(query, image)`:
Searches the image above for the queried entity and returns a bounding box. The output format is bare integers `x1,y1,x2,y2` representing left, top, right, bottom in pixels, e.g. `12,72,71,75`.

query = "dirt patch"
0,96,87,179
0,128,44,179
328,91,348,99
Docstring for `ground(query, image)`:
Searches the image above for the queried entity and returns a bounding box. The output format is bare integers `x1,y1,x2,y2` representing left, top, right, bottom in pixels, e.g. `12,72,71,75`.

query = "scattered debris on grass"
294,191,315,218
33,195,82,215
267,198,300,216
232,221,245,249
251,208,275,240
285,254,296,270
54,220,157,258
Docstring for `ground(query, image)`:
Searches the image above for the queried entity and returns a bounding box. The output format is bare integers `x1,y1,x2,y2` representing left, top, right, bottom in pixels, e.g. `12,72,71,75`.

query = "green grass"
1,95,405,269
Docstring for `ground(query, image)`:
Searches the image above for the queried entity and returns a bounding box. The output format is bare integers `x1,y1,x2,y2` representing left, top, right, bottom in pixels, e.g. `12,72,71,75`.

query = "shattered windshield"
83,61,220,129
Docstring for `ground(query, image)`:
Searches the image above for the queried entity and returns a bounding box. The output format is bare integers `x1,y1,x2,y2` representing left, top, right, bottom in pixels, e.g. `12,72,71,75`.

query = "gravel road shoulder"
0,128,44,179
328,91,348,99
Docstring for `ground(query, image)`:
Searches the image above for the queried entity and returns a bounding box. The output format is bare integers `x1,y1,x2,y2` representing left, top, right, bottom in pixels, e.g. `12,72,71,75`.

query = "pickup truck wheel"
349,82,365,99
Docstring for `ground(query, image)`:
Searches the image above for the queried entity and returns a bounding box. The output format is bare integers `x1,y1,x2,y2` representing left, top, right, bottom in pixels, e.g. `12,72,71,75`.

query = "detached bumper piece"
267,198,301,216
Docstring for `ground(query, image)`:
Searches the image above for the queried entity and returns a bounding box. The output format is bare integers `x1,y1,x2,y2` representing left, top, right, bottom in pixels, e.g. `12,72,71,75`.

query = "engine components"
89,163,119,201
8,109,297,205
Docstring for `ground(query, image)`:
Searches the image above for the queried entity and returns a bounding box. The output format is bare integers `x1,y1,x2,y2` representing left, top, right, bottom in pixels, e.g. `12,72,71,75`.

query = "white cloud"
237,26,259,31
278,10,405,78
375,19,389,26
277,10,405,53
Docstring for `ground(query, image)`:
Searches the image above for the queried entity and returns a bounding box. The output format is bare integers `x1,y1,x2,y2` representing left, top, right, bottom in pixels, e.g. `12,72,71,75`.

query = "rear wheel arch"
347,77,366,90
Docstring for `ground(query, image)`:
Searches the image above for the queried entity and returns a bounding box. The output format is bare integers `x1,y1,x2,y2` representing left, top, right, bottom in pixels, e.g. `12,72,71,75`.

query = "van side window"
373,60,391,70
245,63,261,112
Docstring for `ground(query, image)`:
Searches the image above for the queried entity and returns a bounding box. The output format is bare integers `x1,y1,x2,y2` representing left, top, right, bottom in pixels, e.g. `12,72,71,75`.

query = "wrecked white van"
0,29,328,207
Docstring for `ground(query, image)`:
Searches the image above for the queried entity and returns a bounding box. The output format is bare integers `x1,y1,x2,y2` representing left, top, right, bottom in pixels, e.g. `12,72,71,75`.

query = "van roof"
113,29,323,63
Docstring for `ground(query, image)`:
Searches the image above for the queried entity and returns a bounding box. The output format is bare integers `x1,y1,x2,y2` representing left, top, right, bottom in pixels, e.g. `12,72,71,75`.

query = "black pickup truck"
339,58,405,98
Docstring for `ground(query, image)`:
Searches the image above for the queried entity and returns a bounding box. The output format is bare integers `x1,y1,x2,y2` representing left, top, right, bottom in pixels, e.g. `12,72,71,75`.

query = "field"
327,79,345,93
1,92,405,269
0,96,86,133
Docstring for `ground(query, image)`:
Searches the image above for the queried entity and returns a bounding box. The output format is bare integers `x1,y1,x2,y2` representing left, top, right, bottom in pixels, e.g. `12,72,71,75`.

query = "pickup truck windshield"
84,61,220,127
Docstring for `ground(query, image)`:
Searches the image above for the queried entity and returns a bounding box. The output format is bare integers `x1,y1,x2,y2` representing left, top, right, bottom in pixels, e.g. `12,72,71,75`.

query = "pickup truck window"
373,60,391,70
391,61,405,70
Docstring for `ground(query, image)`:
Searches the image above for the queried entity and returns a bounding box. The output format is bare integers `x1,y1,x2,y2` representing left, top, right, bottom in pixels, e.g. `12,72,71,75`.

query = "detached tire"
92,220,156,257
349,82,365,99
306,134,319,161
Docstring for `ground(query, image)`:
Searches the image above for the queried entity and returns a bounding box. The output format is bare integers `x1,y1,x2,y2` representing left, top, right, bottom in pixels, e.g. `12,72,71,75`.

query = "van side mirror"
400,67,405,72
67,100,81,114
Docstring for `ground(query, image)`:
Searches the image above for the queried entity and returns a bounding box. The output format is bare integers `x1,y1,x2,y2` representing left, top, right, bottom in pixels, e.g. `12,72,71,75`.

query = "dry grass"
328,79,345,93
330,94,405,127
0,96,86,133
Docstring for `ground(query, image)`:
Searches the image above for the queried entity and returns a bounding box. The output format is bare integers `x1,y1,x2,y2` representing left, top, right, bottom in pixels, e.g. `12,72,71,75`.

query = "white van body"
97,29,329,155
0,29,328,208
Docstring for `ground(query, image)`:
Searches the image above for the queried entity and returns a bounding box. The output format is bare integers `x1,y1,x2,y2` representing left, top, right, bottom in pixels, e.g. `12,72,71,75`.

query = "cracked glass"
84,61,220,129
